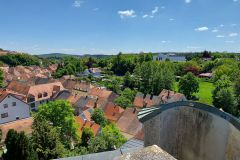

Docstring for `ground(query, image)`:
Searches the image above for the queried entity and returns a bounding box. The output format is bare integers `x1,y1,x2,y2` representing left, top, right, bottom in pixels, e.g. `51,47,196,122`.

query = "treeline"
0,54,40,66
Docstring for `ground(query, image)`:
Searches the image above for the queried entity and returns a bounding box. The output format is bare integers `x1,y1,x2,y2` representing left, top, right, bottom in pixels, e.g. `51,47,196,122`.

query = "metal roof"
137,101,240,131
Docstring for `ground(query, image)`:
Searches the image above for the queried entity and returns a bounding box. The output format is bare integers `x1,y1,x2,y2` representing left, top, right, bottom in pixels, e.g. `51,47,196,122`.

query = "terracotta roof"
116,108,142,136
75,116,100,136
133,93,161,108
159,89,187,104
7,81,65,101
0,117,33,142
88,87,117,102
103,102,124,122
133,92,144,108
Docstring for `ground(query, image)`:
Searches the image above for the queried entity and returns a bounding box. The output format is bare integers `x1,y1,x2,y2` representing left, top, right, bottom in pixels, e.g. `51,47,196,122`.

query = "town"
0,49,239,159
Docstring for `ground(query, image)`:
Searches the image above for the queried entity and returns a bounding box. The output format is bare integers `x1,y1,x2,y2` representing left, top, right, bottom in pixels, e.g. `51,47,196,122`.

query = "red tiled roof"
159,89,186,104
116,108,142,136
88,87,114,100
0,117,33,142
103,102,124,122
75,116,100,136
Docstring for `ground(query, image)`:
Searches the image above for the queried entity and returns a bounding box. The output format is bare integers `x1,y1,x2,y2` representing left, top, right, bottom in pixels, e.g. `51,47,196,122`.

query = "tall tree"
0,69,4,87
3,129,38,160
80,128,94,147
32,115,65,160
179,72,199,99
36,100,79,147
91,108,108,127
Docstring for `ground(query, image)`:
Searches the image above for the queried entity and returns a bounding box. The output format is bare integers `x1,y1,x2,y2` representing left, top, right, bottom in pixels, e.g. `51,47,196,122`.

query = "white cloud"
216,35,224,38
187,46,201,49
212,29,219,33
161,6,165,9
225,40,235,43
161,40,170,43
231,24,237,27
118,10,136,18
220,24,224,27
152,7,159,14
185,0,191,4
73,0,83,8
229,33,238,37
233,0,238,2
169,18,175,21
93,8,99,11
195,27,208,32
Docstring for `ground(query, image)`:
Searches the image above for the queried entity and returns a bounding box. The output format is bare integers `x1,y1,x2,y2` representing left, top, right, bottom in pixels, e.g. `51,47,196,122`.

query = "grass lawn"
174,80,215,105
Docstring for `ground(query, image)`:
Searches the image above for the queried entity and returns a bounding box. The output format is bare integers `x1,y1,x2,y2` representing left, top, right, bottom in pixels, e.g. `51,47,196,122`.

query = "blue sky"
0,0,240,55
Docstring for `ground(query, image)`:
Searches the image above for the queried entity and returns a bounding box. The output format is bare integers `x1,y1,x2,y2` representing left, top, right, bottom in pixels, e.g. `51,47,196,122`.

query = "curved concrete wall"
144,106,240,160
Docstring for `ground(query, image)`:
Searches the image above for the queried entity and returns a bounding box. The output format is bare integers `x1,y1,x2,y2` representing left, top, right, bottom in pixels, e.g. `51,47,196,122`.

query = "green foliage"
212,75,237,116
114,88,136,109
32,115,65,160
123,71,135,89
100,124,126,150
0,69,3,88
88,136,107,153
134,61,175,95
80,128,94,147
179,72,199,99
3,129,38,160
52,57,86,78
36,100,79,147
91,108,108,127
0,54,40,66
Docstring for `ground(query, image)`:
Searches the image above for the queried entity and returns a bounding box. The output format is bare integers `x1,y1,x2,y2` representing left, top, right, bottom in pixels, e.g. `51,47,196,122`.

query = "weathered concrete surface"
144,106,240,160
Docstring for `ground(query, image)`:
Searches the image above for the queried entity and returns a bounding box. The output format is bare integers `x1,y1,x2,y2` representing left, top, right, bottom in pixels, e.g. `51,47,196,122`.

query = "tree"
3,129,38,160
179,72,199,99
0,69,4,87
80,128,94,147
31,115,65,160
114,96,132,109
234,77,240,116
213,88,236,115
91,108,108,127
88,136,107,153
123,72,135,89
36,100,79,147
100,124,126,150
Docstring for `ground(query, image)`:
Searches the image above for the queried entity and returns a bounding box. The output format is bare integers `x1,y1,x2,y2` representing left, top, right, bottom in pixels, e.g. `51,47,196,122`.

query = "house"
198,73,213,78
159,89,187,104
61,80,93,92
153,53,168,61
75,116,100,136
0,117,33,141
82,68,102,78
0,89,30,124
138,101,240,160
88,87,118,102
116,108,142,139
7,81,65,110
103,102,124,123
73,96,97,115
154,53,186,62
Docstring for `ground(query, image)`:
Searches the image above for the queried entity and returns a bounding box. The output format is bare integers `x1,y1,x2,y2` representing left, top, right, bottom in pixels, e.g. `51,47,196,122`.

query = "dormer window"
43,92,48,97
38,93,42,99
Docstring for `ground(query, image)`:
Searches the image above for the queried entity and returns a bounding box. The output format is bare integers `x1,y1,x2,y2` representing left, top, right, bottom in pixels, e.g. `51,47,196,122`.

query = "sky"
0,0,240,55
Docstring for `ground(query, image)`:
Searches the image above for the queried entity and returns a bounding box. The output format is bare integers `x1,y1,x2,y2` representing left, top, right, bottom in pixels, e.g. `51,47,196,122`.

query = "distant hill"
0,48,22,55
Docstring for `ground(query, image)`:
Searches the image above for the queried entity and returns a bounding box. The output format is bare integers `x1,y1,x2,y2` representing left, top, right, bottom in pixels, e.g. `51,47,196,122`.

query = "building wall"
0,95,30,124
144,106,240,160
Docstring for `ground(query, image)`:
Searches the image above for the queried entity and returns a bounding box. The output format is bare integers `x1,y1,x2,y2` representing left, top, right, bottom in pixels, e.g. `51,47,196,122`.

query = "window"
16,116,19,120
43,92,48,97
1,113,8,118
38,93,42,99
4,104,8,109
12,102,16,107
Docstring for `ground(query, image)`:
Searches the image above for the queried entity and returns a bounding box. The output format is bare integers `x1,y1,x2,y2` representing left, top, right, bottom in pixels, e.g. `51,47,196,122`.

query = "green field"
174,80,215,105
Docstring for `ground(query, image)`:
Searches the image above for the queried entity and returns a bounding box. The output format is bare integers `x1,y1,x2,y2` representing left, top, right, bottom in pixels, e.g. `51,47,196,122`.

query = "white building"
0,89,30,124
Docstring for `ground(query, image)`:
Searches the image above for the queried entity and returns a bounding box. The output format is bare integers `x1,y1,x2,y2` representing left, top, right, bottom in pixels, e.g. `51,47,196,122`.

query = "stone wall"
144,106,240,160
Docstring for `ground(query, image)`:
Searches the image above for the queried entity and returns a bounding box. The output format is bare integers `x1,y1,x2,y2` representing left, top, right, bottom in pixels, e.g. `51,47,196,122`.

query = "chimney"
167,90,170,99
133,108,137,113
143,100,147,108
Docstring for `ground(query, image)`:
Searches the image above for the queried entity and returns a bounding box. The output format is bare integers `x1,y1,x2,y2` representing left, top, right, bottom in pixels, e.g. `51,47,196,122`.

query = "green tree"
32,115,65,160
3,129,38,160
88,136,107,153
0,69,3,87
234,77,240,116
179,72,199,99
91,108,108,127
123,72,135,89
114,96,132,109
36,100,79,147
100,124,126,150
80,128,94,147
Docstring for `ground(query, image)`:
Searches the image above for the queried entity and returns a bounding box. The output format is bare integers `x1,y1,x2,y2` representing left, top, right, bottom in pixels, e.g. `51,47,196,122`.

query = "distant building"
82,68,102,78
153,53,186,62
0,89,30,124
